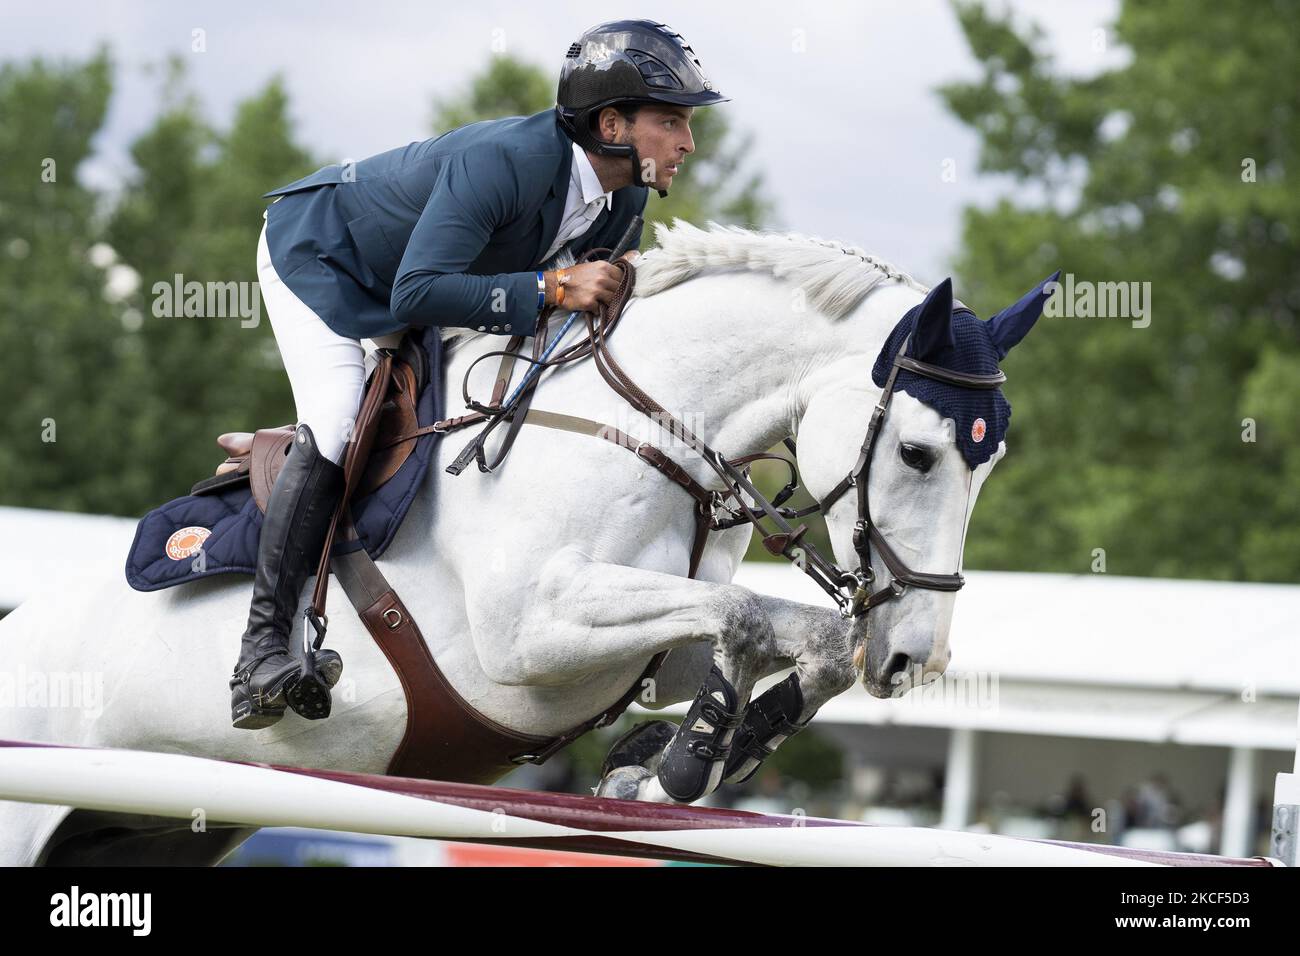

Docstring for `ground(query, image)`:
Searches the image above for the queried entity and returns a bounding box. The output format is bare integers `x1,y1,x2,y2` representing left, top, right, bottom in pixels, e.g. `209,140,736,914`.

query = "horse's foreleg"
622,593,856,804
720,595,859,786
478,547,774,690
489,548,777,804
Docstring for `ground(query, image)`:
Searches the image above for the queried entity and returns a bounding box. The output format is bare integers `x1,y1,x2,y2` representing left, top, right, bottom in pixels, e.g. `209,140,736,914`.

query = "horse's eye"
899,443,931,472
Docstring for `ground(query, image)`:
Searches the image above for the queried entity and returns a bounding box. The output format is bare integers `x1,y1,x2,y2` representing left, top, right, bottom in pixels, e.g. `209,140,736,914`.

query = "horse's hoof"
595,765,654,801
600,719,678,778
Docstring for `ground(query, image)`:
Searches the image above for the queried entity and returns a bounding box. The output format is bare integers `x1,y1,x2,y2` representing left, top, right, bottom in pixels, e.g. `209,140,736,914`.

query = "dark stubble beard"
616,125,657,188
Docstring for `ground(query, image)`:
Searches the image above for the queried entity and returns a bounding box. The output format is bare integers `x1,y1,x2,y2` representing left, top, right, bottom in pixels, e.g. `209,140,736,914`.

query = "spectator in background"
1134,773,1178,828
1056,773,1096,842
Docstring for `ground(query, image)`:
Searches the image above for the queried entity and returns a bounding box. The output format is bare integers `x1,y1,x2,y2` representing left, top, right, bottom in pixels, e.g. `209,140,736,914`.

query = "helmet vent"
565,42,582,58
658,26,703,70
628,50,683,91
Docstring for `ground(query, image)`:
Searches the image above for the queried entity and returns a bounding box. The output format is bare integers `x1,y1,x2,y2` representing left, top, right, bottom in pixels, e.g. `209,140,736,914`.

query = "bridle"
700,321,1006,619
804,327,1006,616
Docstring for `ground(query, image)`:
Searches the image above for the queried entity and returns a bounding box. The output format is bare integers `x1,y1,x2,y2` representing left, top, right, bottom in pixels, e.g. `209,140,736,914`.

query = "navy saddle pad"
125,327,445,592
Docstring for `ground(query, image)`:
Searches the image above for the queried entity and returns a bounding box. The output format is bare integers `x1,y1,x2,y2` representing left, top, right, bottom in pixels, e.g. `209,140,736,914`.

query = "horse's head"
796,272,1057,698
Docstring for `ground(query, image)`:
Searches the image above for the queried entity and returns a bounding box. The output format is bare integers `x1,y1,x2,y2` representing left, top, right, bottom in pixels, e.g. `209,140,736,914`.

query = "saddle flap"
356,359,419,497
250,425,296,512
128,324,445,595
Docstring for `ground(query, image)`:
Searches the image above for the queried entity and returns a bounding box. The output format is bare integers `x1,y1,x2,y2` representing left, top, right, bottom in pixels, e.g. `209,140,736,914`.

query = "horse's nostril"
884,652,913,689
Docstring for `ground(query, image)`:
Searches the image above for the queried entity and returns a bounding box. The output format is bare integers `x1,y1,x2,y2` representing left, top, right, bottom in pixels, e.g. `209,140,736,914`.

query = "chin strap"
626,141,668,199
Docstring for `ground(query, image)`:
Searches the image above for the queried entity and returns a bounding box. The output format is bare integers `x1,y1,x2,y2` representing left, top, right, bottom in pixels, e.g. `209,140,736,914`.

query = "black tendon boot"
656,664,745,802
230,424,345,729
722,673,812,786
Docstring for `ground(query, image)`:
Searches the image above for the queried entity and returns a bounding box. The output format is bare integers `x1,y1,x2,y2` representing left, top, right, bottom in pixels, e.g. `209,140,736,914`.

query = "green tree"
0,48,154,512
0,50,321,516
104,58,319,512
939,0,1300,582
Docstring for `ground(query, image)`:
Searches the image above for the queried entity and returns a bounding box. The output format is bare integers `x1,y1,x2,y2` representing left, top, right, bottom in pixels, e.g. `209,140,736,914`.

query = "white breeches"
257,219,404,465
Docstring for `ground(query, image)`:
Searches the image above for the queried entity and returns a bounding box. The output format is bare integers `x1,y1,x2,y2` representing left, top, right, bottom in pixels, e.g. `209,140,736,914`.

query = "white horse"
0,220,1050,865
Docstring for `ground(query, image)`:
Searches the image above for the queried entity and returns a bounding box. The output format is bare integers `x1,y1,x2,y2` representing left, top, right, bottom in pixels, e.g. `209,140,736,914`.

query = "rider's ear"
912,278,956,360
987,270,1061,359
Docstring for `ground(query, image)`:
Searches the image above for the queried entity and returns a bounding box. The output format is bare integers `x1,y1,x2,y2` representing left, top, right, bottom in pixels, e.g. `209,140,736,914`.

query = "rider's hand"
555,261,623,313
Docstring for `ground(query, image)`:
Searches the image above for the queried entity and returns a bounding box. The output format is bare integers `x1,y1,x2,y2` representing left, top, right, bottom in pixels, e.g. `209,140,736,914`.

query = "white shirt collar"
572,142,613,211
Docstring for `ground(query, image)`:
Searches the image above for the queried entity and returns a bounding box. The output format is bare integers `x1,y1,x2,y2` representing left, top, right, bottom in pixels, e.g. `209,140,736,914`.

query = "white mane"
439,218,925,351
633,219,928,320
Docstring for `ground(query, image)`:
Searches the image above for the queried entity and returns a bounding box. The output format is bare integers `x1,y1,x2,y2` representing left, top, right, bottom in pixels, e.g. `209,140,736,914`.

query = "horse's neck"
439,269,923,474
598,272,925,457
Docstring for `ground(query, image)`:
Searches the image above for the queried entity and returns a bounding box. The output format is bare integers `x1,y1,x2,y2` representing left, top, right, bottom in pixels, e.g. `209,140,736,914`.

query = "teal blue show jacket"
262,109,648,340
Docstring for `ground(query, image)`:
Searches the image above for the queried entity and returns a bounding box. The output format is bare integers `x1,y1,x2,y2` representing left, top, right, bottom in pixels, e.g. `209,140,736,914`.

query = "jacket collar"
534,116,576,265
572,142,613,210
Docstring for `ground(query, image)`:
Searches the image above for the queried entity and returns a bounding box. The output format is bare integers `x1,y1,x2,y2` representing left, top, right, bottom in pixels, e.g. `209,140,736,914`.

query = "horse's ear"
988,270,1060,359
912,278,956,360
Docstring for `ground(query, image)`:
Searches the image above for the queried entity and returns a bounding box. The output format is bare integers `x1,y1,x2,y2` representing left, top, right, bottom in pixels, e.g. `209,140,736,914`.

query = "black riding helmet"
555,19,729,198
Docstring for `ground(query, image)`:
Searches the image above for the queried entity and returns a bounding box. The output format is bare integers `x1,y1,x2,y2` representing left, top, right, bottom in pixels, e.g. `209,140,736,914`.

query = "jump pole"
0,740,1279,867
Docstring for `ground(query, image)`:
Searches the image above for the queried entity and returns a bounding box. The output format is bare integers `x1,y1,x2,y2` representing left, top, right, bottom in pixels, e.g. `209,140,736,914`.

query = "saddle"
192,331,430,512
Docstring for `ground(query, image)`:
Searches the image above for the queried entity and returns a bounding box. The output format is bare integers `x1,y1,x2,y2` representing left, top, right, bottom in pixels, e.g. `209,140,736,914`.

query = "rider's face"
617,106,696,190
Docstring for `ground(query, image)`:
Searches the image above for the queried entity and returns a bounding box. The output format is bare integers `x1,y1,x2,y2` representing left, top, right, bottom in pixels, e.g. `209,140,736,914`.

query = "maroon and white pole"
0,740,1278,867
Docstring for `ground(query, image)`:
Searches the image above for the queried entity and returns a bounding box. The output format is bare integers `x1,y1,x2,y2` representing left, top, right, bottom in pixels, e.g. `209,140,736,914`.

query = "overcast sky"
2,0,1121,280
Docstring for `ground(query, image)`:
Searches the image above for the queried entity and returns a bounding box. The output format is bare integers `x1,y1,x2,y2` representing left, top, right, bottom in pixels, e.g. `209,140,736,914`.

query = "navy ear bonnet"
871,306,1009,468
870,273,1058,470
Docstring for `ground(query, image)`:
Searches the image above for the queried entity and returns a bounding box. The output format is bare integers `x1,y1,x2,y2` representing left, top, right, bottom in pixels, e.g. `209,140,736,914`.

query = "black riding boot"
230,423,346,729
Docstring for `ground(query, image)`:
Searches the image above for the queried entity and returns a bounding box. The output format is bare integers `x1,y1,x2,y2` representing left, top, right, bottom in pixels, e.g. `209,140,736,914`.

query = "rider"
230,19,729,729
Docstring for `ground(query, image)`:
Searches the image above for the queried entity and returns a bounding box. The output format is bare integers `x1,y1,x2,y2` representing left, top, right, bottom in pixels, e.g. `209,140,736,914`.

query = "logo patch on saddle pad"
165,526,211,560
971,418,986,443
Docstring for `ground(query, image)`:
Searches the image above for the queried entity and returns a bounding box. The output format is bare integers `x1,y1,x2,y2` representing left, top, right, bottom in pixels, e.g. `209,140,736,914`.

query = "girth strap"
329,526,553,782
